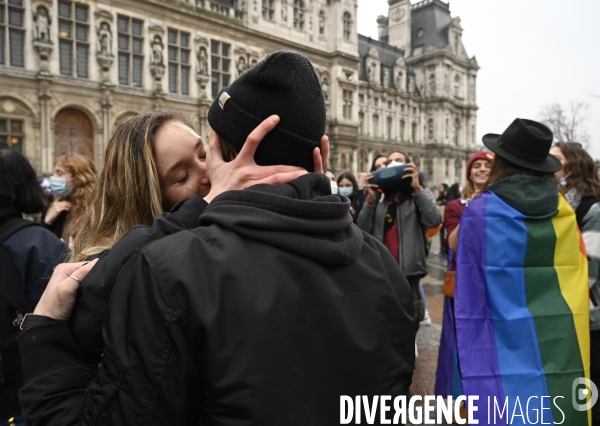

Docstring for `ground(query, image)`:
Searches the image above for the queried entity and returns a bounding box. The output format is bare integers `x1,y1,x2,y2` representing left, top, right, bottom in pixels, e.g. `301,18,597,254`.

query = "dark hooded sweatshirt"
19,174,415,426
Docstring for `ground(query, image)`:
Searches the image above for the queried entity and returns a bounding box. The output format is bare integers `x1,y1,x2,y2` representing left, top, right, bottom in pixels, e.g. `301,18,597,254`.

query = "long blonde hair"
54,153,97,236
71,109,194,262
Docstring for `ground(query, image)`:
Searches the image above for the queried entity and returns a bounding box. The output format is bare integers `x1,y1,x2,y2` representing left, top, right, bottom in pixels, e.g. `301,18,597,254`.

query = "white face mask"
387,160,404,169
330,181,338,194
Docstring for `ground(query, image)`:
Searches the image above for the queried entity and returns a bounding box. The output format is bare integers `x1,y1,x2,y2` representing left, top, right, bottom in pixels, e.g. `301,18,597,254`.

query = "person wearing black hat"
33,50,415,425
450,118,590,423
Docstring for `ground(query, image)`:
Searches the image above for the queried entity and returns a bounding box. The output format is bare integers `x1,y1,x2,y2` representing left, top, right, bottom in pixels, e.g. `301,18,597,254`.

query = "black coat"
70,194,209,357
20,175,415,425
18,195,208,426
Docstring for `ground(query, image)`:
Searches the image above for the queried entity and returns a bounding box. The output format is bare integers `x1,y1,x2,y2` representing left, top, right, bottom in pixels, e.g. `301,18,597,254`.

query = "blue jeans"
418,281,428,311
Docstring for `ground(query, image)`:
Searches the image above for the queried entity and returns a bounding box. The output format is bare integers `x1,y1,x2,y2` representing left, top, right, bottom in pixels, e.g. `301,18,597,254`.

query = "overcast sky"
357,0,600,157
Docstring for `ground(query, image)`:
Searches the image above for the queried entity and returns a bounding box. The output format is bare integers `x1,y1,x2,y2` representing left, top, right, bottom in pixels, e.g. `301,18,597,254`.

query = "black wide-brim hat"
482,118,562,173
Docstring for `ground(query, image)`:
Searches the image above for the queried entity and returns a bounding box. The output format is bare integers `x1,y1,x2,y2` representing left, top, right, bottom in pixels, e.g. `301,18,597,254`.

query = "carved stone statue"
428,119,434,139
281,0,288,21
34,6,51,42
152,36,164,65
197,46,208,76
408,75,415,94
319,12,325,35
367,62,376,82
321,76,329,100
383,68,389,88
237,56,247,77
97,22,112,56
429,74,436,96
396,72,403,91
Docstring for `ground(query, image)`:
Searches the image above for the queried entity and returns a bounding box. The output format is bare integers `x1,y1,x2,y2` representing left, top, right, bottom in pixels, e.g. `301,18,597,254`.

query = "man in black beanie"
71,50,415,425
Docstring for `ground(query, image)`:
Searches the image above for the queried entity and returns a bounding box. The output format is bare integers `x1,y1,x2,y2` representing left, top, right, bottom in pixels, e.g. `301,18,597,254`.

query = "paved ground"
404,237,456,425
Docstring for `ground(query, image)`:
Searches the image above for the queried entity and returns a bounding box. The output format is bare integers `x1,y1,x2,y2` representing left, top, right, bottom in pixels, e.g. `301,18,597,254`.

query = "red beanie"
467,152,495,180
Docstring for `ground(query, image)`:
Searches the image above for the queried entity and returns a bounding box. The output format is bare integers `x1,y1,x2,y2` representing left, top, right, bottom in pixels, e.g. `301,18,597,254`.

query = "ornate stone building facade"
0,0,477,185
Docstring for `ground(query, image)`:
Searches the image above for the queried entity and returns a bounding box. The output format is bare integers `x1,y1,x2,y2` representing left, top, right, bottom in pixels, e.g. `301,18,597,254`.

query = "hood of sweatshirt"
487,175,559,217
199,173,364,265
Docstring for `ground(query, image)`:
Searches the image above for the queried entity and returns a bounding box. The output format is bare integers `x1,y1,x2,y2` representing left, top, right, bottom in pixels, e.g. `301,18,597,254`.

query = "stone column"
367,151,374,172
197,103,210,142
352,148,358,176
38,78,53,174
100,88,113,153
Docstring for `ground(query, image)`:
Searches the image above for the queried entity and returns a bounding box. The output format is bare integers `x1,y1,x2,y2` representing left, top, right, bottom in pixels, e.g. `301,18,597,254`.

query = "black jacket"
87,174,413,425
69,194,209,357
18,195,208,426
20,175,414,425
42,209,68,240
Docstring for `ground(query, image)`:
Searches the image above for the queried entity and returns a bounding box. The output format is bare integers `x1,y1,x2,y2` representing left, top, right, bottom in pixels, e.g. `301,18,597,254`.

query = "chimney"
387,0,411,51
377,15,389,42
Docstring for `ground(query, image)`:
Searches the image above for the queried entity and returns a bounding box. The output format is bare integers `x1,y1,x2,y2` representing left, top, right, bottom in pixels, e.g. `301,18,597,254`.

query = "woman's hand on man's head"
204,115,329,203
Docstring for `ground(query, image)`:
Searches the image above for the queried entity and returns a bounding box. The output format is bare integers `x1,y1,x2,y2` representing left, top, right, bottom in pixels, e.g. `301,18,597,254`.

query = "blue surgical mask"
339,187,354,197
50,176,75,196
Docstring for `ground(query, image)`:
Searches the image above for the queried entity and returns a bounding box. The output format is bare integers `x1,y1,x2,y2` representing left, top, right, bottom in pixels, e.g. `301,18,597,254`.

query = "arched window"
54,108,94,159
411,122,417,143
372,114,379,137
386,117,392,139
445,159,450,177
343,12,351,41
453,118,461,146
294,0,305,30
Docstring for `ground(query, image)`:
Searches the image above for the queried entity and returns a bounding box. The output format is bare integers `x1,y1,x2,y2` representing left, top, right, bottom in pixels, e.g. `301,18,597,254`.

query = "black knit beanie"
207,50,326,172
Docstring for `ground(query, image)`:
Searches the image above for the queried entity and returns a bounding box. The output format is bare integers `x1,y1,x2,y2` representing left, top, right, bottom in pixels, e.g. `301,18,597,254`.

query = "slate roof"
358,34,405,87
410,0,469,59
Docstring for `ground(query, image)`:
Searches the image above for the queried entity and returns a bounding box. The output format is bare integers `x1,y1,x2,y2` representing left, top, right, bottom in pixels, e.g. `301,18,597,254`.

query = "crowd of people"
0,49,597,425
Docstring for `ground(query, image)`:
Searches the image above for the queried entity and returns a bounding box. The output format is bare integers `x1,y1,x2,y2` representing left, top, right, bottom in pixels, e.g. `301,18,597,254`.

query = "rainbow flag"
455,191,590,425
435,296,465,399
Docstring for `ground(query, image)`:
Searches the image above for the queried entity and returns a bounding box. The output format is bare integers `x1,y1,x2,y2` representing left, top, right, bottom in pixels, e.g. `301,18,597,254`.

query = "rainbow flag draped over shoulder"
455,190,590,425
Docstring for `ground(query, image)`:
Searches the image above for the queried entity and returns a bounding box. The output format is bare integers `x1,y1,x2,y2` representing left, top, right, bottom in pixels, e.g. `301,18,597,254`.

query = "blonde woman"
43,153,96,242
19,108,328,425
70,109,209,263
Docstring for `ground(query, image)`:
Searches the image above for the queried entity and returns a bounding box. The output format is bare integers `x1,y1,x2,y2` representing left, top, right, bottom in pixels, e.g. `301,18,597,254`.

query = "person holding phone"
357,151,441,333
